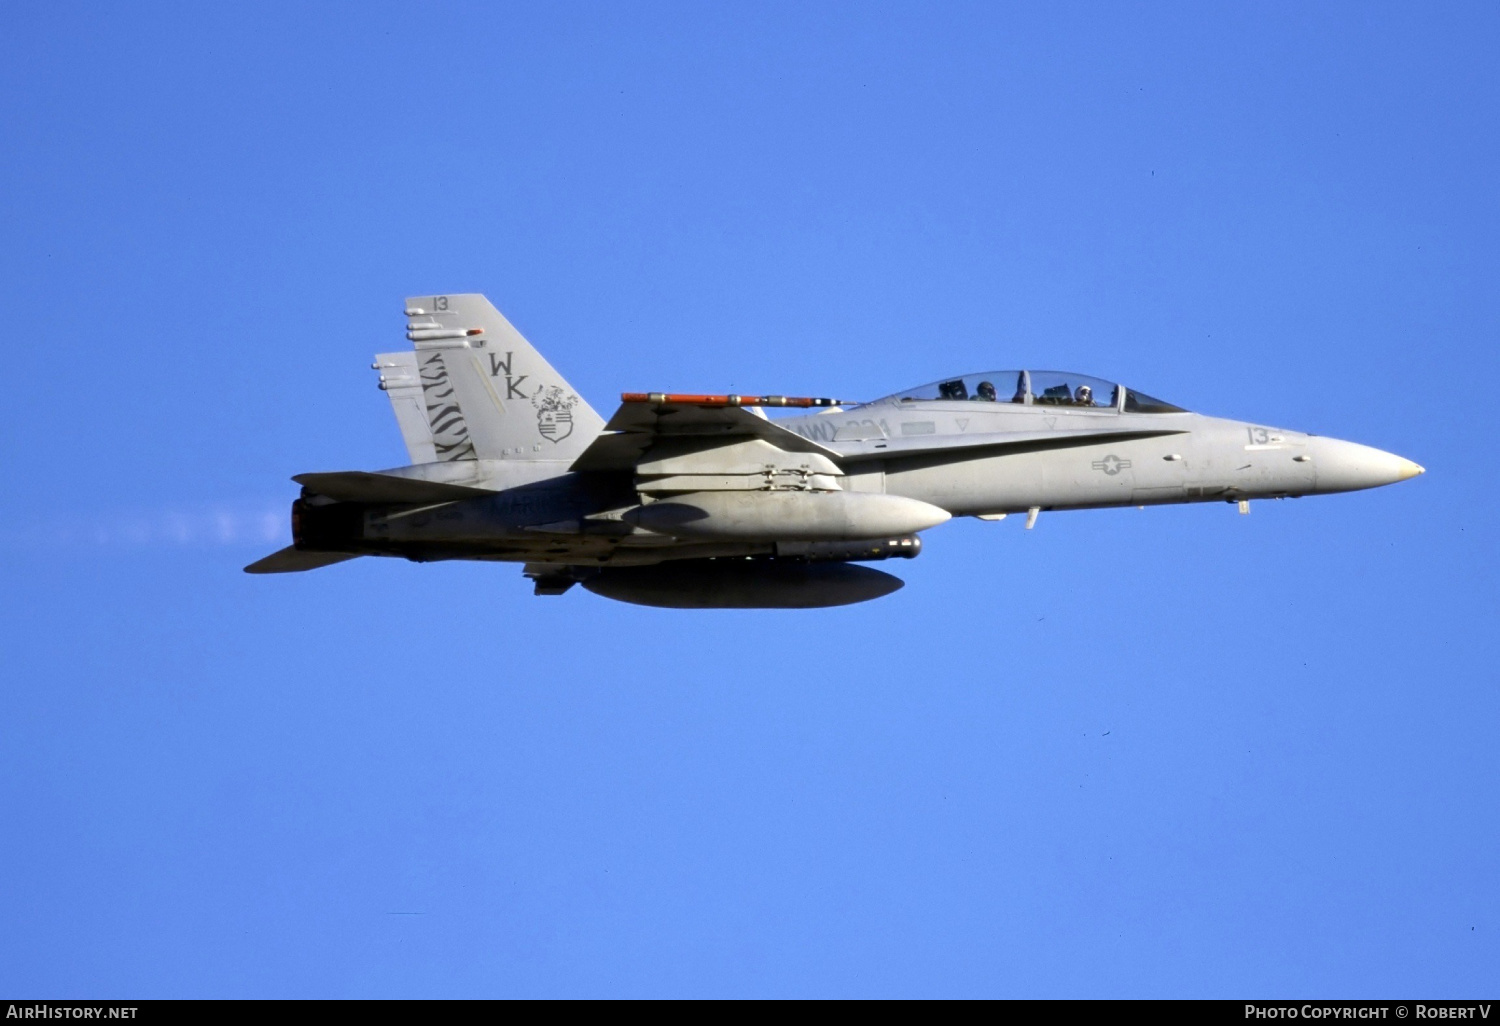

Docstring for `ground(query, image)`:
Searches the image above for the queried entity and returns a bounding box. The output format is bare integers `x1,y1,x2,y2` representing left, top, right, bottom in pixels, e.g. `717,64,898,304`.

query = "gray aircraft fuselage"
781,396,1417,515
327,392,1420,563
250,295,1422,607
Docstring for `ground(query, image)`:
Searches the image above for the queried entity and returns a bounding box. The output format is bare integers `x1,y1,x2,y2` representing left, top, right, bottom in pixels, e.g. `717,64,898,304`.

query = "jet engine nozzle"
290,498,364,552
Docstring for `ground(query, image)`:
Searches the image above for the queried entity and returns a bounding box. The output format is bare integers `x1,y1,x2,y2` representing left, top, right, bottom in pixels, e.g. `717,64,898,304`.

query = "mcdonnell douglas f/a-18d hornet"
247,293,1423,607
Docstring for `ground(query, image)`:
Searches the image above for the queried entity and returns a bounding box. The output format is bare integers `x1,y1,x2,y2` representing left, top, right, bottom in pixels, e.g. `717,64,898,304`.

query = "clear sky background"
2,1,1496,998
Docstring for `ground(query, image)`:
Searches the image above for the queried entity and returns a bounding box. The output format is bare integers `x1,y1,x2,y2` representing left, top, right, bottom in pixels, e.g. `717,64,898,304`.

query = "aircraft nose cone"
1308,437,1424,493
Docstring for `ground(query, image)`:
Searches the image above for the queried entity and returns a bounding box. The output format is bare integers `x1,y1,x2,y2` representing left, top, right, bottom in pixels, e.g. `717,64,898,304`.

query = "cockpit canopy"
872,370,1186,413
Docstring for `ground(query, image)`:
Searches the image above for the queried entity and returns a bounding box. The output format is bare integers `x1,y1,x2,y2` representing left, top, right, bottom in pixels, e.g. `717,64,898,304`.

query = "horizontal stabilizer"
292,471,494,505
243,546,359,574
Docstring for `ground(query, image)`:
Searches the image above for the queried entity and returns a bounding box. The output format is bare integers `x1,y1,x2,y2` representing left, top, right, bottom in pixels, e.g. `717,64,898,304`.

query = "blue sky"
1,1,1496,998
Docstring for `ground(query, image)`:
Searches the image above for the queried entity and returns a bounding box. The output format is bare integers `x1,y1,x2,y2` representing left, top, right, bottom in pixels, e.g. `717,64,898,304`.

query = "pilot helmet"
976,380,996,400
1075,385,1093,401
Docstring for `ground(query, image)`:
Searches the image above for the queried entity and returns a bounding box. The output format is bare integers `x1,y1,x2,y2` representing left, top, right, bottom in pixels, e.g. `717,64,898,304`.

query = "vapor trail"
8,501,290,550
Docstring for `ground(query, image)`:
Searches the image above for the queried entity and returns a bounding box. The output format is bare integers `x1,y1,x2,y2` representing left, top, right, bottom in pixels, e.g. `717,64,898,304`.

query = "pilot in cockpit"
975,380,997,402
1074,384,1094,407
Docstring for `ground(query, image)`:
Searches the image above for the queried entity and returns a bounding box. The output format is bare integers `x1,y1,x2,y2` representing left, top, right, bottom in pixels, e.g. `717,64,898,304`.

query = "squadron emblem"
532,385,580,443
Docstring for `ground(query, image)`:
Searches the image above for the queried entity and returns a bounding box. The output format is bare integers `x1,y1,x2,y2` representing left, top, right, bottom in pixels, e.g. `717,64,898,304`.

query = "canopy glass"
871,371,1186,413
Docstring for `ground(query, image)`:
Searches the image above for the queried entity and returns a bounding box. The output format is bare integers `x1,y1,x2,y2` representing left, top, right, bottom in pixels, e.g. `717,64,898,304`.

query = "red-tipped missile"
621,392,858,408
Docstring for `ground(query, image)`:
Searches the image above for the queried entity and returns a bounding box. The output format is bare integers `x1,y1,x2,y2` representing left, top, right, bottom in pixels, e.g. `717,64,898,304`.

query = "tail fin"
373,293,605,464
371,349,437,463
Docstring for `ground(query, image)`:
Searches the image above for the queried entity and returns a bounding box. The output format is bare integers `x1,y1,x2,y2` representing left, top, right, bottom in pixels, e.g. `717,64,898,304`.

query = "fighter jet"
246,293,1423,607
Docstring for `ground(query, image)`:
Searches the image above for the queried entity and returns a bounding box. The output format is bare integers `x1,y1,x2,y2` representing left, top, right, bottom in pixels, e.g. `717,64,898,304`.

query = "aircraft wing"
570,400,840,473
832,427,1189,463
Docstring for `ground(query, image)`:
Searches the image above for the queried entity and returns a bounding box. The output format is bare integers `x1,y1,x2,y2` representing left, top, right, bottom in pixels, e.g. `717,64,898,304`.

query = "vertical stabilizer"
376,294,605,464
372,350,438,464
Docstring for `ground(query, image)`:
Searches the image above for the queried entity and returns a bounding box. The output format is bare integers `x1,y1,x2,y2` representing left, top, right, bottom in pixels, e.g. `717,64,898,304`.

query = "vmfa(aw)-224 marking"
245,294,1424,608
